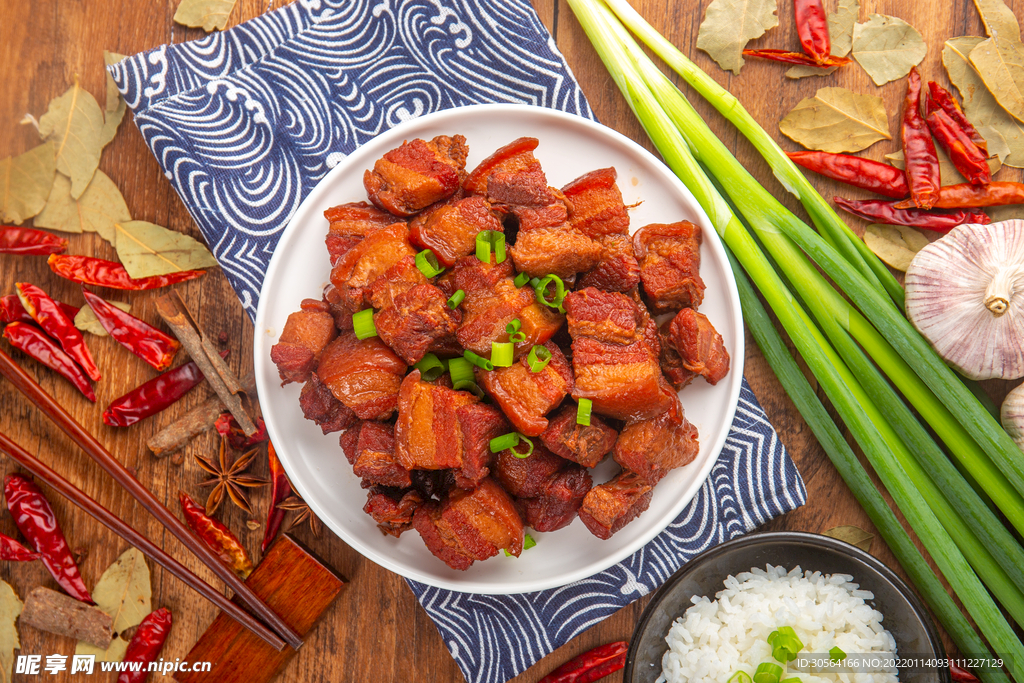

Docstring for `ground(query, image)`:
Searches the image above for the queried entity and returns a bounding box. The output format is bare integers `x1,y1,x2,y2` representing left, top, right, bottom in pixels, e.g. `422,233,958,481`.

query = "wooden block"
175,534,346,683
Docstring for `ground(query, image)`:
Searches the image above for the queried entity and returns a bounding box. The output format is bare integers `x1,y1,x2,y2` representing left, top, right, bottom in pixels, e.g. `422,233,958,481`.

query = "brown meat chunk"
578,471,653,540
412,478,525,570
666,308,731,385
452,256,535,355
464,137,558,208
322,283,356,332
578,234,641,293
513,201,570,232
515,302,565,357
270,304,338,385
493,445,568,498
476,341,573,437
519,466,592,532
613,409,700,486
364,135,468,216
455,403,509,489
367,254,429,310
509,224,603,280
350,421,411,489
409,196,503,267
330,222,416,312
364,487,424,537
299,372,358,434
561,167,630,238
563,288,647,346
324,201,395,265
317,332,407,420
634,221,706,313
539,404,618,468
658,320,698,390
394,370,479,470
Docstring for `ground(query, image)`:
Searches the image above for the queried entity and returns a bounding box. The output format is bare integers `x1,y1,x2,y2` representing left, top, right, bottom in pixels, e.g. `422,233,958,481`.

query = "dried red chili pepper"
179,490,254,579
0,227,68,255
950,662,980,683
902,67,941,209
742,49,850,68
926,109,991,186
82,288,180,371
538,641,628,683
927,82,988,156
834,197,989,231
48,255,206,290
0,532,40,561
0,294,77,325
16,282,101,382
921,181,1024,208
4,474,93,603
787,151,909,198
794,0,830,61
103,350,229,428
118,607,172,683
2,322,96,401
262,441,293,553
215,413,269,451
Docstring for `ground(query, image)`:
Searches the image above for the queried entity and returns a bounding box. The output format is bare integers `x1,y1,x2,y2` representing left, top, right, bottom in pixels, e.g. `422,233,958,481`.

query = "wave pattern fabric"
110,2,806,682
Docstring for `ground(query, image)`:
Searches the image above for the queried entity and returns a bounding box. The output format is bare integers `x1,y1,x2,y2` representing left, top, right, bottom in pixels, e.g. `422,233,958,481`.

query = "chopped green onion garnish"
728,673,753,683
510,433,534,458
753,662,783,683
490,432,520,453
453,380,485,398
447,289,465,309
476,230,506,264
524,533,536,549
780,678,802,683
527,344,551,373
491,342,514,367
414,353,446,381
415,249,444,278
506,319,527,343
448,357,475,386
514,272,530,288
464,350,494,371
352,309,377,340
772,645,797,663
576,398,593,426
829,646,846,661
534,274,566,313
529,277,541,289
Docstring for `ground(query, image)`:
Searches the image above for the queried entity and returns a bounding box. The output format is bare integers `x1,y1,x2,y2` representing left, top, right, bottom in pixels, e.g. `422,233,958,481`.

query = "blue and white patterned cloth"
110,2,807,681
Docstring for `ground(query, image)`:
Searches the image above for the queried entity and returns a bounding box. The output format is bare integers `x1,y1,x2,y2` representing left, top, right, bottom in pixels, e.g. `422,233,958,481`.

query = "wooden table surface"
0,0,1018,681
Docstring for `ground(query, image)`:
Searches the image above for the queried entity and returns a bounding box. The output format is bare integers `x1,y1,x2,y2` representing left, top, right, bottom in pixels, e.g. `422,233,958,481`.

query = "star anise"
195,438,268,516
279,495,322,537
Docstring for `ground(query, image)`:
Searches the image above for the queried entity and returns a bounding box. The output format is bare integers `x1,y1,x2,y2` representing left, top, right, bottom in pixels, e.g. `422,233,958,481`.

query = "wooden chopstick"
0,349,304,651
0,428,288,651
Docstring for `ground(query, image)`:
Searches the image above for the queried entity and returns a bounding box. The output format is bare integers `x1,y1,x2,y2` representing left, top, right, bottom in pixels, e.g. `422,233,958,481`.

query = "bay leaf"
173,0,238,32
972,0,1021,42
884,148,1001,185
944,36,1024,167
35,170,130,244
115,220,217,279
75,637,128,663
696,0,779,75
0,580,23,683
92,547,151,634
779,87,890,153
863,224,932,272
969,37,1024,124
787,0,859,79
75,298,131,337
0,142,56,224
823,525,874,551
851,14,927,86
101,51,128,149
38,81,105,199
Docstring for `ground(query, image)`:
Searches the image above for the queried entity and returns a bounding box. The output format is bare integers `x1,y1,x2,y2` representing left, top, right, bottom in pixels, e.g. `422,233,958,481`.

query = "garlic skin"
1001,383,1024,452
904,219,1024,381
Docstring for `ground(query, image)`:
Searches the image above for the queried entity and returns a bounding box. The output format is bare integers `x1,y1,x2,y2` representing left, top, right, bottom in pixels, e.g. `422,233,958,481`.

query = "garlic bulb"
904,219,1024,381
1001,383,1024,452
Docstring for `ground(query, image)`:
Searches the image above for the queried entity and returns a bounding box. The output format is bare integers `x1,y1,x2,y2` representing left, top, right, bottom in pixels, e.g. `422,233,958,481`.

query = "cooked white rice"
658,564,898,683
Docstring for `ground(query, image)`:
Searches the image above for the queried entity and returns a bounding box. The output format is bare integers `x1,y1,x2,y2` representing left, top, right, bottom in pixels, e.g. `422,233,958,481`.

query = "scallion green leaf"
415,249,444,278
447,289,465,309
491,342,514,367
510,433,534,458
448,357,474,386
514,272,530,288
753,663,782,683
464,350,494,372
476,230,506,264
506,319,527,343
527,344,551,373
352,309,377,340
728,673,753,683
414,353,446,381
453,379,485,398
490,432,520,453
524,533,536,550
534,274,566,312
576,398,592,426
829,647,845,662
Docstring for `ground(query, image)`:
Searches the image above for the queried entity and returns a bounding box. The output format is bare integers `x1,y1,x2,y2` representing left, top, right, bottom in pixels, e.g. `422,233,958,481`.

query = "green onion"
514,272,530,288
510,433,534,458
768,627,801,662
448,357,474,386
506,319,527,343
476,230,506,264
447,289,465,309
534,274,566,312
352,309,377,340
728,673,753,683
491,342,514,367
829,646,845,662
413,353,446,381
576,398,592,426
753,662,783,683
463,350,494,372
780,678,802,683
527,344,551,373
453,380,484,398
524,533,536,550
489,432,519,453
415,249,444,278
529,277,541,289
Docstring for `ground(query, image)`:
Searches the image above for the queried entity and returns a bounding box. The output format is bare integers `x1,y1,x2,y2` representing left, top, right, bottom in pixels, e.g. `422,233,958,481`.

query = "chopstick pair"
0,348,302,652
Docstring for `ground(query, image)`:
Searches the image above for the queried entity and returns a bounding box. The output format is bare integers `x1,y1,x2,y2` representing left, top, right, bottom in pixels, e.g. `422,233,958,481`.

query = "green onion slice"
780,678,802,683
476,230,506,264
510,433,534,458
452,380,485,398
448,357,475,386
414,353,446,381
491,342,514,367
506,319,527,343
728,673,754,683
464,350,494,372
527,345,551,373
829,646,846,661
772,645,797,663
753,662,783,683
489,432,520,453
352,309,377,340
534,274,566,313
514,272,530,288
529,277,541,289
447,289,465,309
576,398,593,426
523,533,536,550
415,249,445,278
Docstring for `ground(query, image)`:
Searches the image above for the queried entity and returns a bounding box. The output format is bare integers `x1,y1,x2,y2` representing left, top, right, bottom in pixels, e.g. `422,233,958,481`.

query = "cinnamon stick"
21,587,113,648
148,372,256,458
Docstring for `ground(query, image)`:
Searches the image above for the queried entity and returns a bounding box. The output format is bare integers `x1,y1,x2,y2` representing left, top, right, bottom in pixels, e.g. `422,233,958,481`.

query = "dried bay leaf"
696,0,779,75
38,81,105,199
35,170,130,243
779,87,890,153
101,52,128,149
92,547,151,634
0,142,56,224
115,220,218,279
0,580,23,683
75,637,128,663
851,14,927,86
787,0,859,79
863,224,931,272
173,0,237,32
75,298,131,336
973,0,1022,42
969,37,1024,124
884,147,1001,185
823,525,874,552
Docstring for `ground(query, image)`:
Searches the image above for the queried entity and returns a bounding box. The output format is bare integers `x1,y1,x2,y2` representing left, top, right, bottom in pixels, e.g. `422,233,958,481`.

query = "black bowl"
624,531,950,683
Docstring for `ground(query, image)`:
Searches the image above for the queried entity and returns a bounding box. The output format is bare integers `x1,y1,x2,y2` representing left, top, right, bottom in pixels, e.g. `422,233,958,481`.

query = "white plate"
255,104,744,594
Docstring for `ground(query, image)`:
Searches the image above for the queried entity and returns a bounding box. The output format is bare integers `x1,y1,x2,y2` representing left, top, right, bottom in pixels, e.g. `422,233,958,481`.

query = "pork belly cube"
463,137,559,207
515,302,565,357
578,234,641,293
395,370,480,470
563,287,648,346
613,409,699,486
452,256,535,355
493,445,569,498
509,224,603,280
409,196,503,267
561,167,630,238
413,477,525,570
455,402,509,489
270,303,338,385
363,135,468,216
324,201,396,266
579,471,653,540
317,332,407,420
330,222,416,312
666,308,731,385
539,404,618,468
299,372,358,434
571,337,677,422
367,254,429,310
476,341,573,437
339,423,362,464
349,421,411,489
364,487,424,537
634,221,706,313
512,201,570,232
656,320,696,390
518,466,592,532
322,284,356,332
